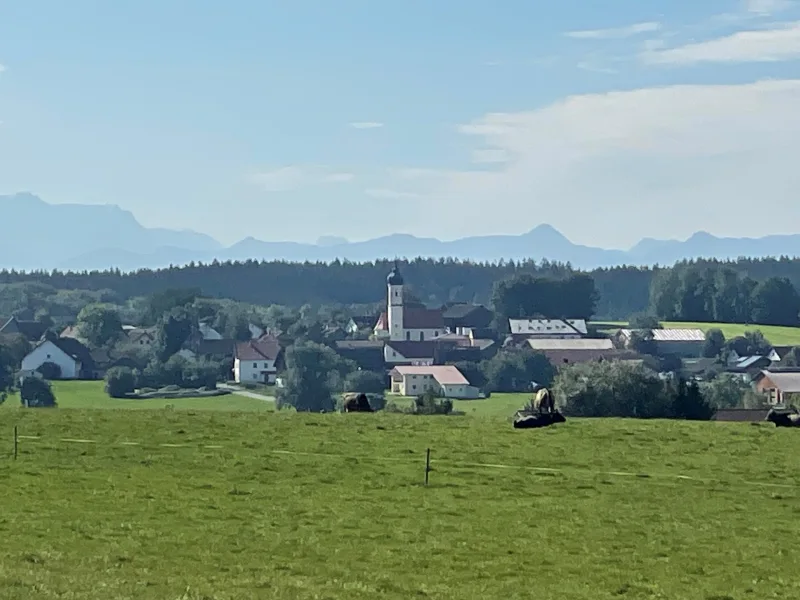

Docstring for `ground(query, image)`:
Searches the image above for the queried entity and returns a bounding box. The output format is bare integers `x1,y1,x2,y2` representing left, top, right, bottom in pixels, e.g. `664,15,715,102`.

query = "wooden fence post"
424,448,431,486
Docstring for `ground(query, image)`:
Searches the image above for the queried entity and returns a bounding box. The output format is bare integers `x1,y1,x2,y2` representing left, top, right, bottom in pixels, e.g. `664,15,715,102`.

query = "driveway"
218,383,275,403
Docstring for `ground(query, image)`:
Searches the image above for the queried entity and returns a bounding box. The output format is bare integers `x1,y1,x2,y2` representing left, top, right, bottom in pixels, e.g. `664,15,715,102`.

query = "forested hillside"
2,256,800,321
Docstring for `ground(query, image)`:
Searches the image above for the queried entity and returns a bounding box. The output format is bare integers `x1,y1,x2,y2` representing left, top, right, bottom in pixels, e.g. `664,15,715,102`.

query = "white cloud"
471,149,509,164
576,60,618,74
324,172,355,183
250,166,353,192
365,188,425,200
566,21,661,40
643,21,800,64
377,80,800,247
744,0,794,15
349,122,384,129
0,63,6,73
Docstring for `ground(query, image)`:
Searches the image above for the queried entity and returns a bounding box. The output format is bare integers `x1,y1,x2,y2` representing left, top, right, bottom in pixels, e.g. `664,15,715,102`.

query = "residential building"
441,303,494,332
335,340,386,371
384,341,436,366
0,316,47,342
233,338,282,384
525,338,635,365
508,318,588,338
126,327,157,347
390,365,479,399
618,328,706,357
20,337,96,379
346,315,377,335
754,370,800,406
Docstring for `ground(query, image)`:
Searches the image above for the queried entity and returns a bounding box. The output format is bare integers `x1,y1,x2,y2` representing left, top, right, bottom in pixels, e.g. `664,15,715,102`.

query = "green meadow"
593,320,800,346
1,405,798,599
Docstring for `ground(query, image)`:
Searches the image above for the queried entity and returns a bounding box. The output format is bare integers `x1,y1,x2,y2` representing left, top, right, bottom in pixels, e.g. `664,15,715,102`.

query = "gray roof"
619,328,706,342
526,338,613,351
509,319,588,336
761,370,800,393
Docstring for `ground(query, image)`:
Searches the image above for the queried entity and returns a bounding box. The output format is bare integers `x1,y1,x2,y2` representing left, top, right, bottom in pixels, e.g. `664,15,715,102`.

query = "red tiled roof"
234,339,281,361
374,312,388,331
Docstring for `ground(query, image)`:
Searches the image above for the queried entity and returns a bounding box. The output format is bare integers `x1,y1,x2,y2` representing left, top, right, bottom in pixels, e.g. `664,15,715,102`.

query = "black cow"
513,411,566,429
343,393,374,413
766,408,800,428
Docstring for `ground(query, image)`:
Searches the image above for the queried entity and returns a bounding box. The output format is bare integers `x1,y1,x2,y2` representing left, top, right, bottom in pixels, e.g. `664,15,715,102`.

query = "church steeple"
387,260,405,340
386,260,404,286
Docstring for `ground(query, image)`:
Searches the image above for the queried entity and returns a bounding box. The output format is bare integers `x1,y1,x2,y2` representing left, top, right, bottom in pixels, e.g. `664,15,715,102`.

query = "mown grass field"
593,320,800,345
1,380,274,412
389,392,530,417
1,409,799,599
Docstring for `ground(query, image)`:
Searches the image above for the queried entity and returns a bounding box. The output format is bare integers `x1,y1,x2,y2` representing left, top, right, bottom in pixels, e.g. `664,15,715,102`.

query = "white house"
21,338,94,380
390,365,479,399
233,339,282,384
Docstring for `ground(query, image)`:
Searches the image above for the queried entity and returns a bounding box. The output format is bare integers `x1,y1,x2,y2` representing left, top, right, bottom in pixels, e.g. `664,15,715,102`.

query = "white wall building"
233,339,282,384
390,365,479,399
20,339,92,379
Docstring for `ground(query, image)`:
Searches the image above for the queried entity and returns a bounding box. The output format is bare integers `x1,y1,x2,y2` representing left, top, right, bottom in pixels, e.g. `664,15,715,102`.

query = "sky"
2,0,800,250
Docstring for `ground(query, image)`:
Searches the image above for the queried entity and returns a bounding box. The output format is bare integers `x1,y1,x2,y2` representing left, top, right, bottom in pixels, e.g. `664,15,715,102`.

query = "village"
2,262,799,410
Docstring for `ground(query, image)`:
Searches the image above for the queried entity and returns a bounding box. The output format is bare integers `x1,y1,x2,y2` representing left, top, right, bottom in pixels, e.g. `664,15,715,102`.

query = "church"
373,264,448,342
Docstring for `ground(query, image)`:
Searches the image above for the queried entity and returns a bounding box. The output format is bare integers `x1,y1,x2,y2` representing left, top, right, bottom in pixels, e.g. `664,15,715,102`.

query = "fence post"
424,448,431,486
13,426,18,460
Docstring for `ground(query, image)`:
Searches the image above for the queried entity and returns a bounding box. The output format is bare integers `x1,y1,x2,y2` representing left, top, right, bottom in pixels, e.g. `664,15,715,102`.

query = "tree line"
3,255,800,323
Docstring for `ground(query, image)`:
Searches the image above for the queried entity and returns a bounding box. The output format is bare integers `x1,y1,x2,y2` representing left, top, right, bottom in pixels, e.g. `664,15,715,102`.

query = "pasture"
1,380,274,412
593,320,800,345
1,409,799,599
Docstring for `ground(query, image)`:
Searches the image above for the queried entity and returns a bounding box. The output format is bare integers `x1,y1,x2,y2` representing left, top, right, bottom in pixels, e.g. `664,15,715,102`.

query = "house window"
252,374,257,379
46,354,51,359
406,331,411,341
420,332,424,341
412,385,417,390
434,331,438,337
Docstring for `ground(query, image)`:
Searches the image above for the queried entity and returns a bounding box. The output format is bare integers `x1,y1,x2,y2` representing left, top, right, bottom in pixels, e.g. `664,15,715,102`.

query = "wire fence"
7,426,799,492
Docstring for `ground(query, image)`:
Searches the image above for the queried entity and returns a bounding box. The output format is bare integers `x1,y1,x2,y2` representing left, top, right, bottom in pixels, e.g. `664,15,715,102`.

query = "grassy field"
390,392,530,418
594,320,800,345
1,409,799,599
1,380,274,412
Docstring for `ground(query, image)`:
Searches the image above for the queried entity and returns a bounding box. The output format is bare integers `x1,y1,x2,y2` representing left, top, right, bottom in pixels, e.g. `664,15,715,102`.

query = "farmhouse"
618,328,706,357
0,316,47,342
390,365,479,399
754,370,800,406
508,318,587,338
524,338,636,365
21,337,95,379
233,338,282,384
441,303,494,332
126,327,157,347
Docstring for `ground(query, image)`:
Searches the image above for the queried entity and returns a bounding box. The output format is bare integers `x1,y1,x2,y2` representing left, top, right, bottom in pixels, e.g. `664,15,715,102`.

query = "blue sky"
2,0,800,249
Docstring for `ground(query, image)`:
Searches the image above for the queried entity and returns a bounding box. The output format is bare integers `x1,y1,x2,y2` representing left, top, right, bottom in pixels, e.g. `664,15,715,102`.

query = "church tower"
387,262,404,341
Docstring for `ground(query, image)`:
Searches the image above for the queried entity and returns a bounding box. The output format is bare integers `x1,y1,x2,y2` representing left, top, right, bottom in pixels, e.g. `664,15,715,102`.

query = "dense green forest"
2,256,800,322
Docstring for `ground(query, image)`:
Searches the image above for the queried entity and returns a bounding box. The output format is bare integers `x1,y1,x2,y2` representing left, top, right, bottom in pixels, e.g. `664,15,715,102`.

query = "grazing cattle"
343,393,374,413
513,410,566,429
766,408,800,427
530,387,555,414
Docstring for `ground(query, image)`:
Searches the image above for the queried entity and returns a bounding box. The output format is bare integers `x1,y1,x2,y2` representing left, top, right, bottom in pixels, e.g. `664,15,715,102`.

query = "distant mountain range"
3,192,800,272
